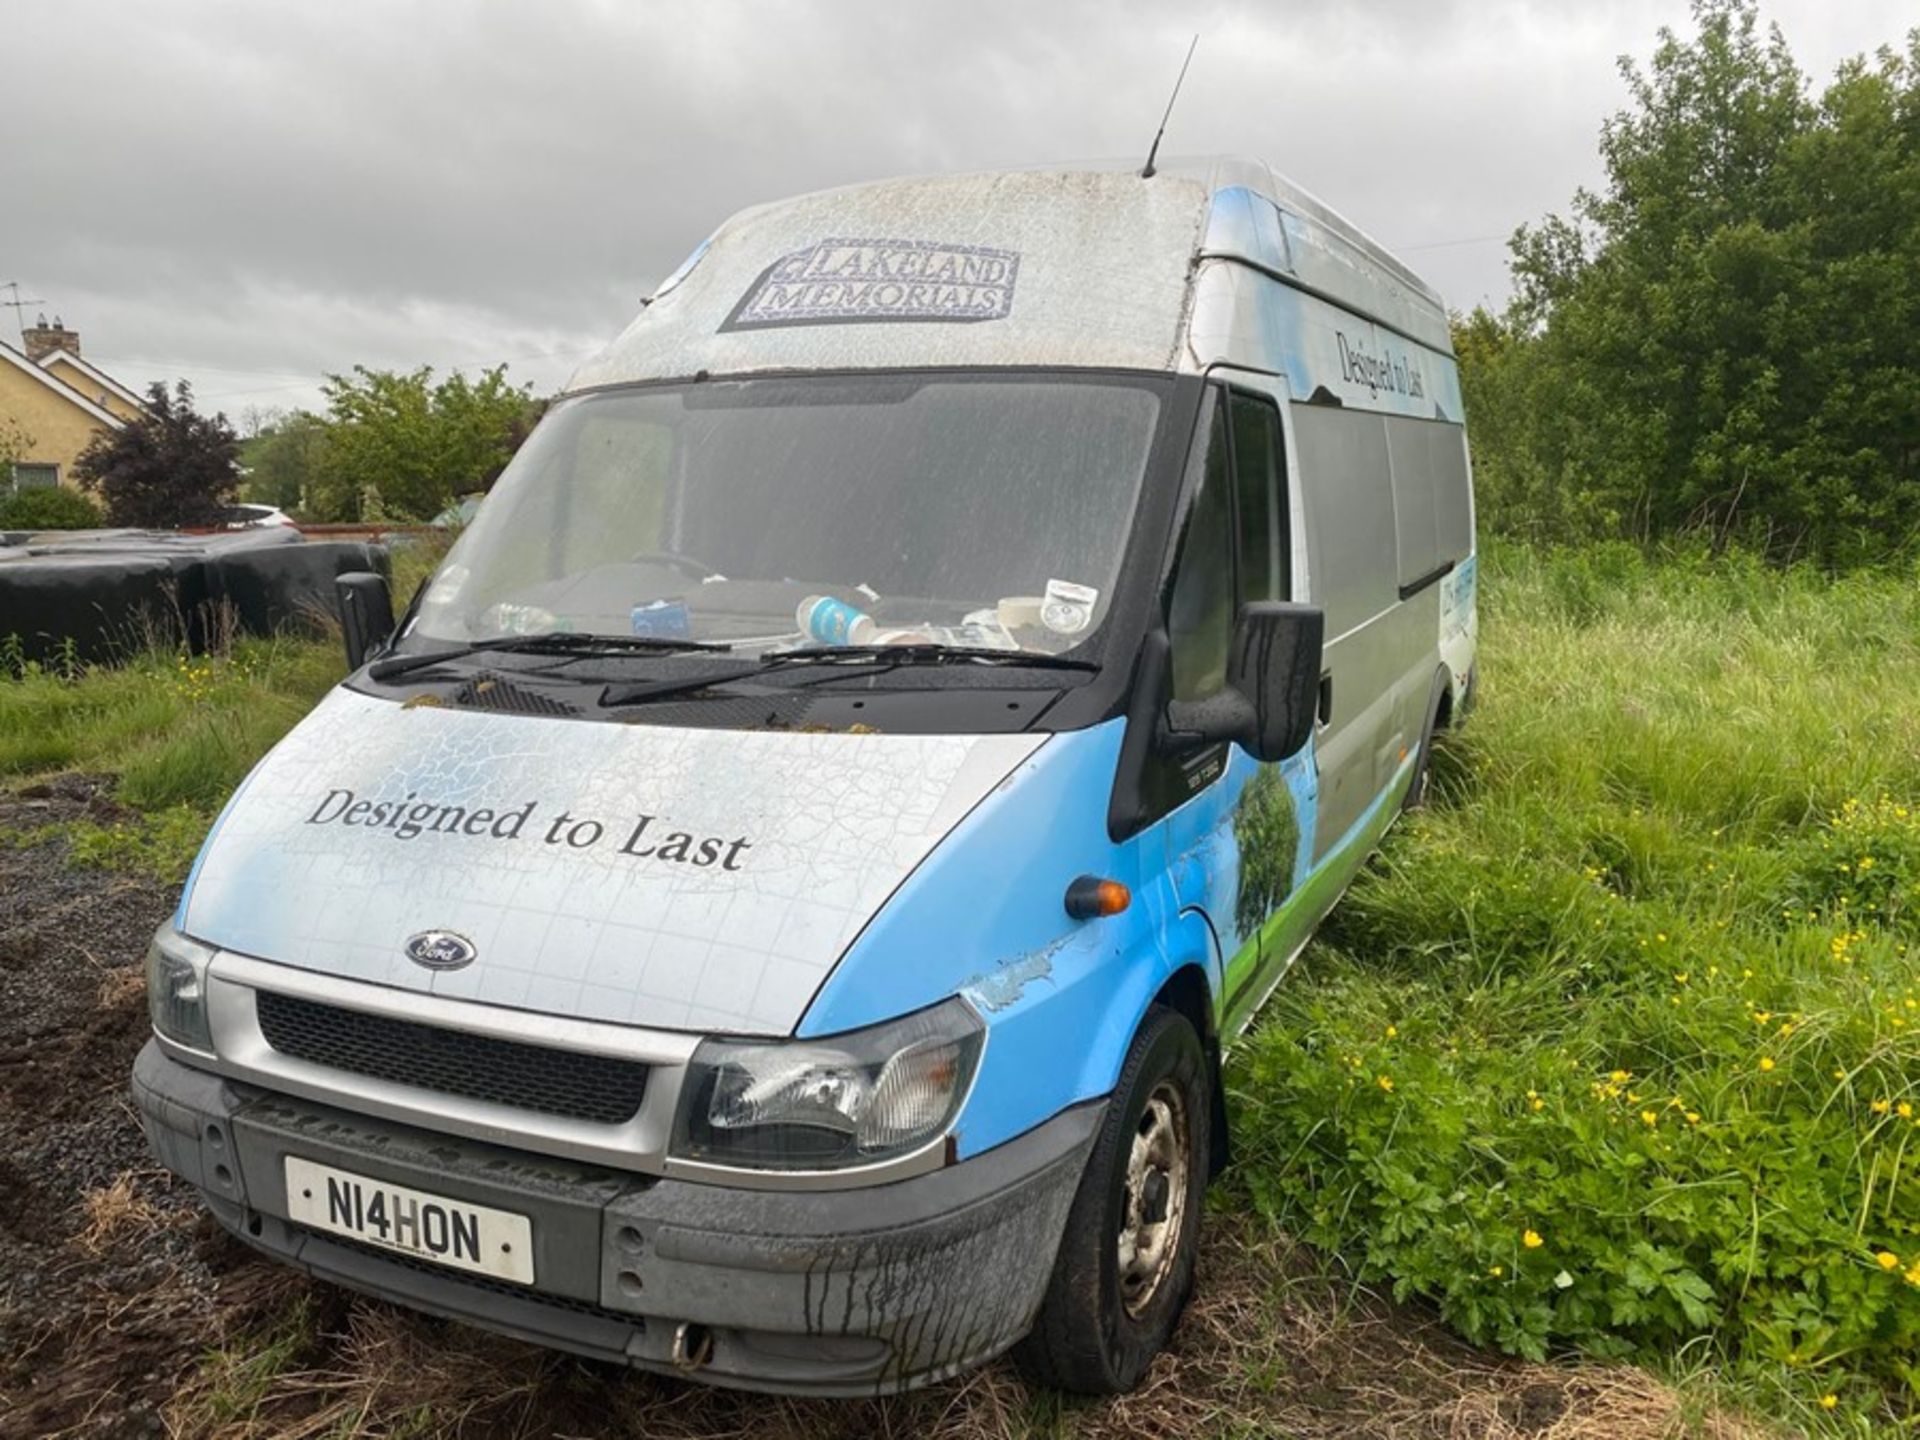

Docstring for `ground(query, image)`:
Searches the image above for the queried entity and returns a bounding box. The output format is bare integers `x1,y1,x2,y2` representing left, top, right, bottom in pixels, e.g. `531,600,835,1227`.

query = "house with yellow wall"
1,317,143,493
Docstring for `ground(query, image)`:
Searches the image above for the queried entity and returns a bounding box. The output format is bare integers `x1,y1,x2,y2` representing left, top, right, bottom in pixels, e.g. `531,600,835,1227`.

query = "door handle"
1317,673,1333,727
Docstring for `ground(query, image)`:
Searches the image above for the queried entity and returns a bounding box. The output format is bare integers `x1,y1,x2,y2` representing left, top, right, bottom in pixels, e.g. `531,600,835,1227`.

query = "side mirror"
1163,602,1325,763
335,571,395,670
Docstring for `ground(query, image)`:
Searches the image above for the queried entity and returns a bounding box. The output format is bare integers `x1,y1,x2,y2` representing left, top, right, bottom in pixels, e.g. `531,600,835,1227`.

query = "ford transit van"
136,157,1477,1396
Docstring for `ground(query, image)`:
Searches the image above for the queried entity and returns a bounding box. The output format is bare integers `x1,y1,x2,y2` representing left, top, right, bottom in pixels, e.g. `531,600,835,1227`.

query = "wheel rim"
1117,1079,1190,1317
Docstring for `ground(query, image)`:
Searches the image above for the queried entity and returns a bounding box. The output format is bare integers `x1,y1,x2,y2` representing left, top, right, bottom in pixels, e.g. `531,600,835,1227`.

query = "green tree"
1479,1,1920,565
239,410,330,513
73,381,239,528
309,365,538,522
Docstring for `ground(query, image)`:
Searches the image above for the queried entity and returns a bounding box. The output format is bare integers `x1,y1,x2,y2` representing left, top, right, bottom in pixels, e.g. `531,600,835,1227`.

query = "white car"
222,503,297,529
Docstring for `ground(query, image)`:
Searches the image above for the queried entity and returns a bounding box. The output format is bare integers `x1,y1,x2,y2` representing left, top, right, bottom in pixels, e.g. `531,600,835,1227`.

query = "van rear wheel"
1014,1005,1210,1394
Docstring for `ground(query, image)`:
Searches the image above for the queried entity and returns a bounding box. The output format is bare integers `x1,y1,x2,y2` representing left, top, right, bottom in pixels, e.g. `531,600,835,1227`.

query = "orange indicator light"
1065,875,1132,920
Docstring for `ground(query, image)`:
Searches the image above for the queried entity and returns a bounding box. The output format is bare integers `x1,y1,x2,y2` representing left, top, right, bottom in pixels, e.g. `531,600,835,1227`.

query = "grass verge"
1228,539,1920,1431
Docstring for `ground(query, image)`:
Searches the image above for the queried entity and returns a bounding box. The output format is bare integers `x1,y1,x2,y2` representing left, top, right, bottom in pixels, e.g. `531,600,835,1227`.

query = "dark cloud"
6,0,1909,414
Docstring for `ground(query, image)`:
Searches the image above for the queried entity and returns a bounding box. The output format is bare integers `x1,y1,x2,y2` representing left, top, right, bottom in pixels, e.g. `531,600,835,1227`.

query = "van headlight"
670,998,985,1171
146,925,215,1052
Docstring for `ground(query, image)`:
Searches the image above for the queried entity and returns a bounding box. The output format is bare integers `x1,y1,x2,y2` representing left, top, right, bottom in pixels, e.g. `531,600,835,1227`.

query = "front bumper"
133,1039,1099,1395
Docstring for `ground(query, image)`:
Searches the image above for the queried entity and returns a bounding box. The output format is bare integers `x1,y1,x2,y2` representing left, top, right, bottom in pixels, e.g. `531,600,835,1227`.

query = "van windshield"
408,373,1165,658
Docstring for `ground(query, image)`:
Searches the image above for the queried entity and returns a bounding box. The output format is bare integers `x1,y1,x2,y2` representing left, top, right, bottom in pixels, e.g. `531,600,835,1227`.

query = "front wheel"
1015,1005,1211,1394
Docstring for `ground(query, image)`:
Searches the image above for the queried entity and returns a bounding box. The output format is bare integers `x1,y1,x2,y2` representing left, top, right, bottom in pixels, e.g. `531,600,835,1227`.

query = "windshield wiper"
598,643,1097,708
367,633,730,682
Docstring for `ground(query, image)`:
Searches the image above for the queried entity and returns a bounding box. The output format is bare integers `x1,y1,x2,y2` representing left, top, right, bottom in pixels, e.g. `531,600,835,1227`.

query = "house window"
10,463,59,491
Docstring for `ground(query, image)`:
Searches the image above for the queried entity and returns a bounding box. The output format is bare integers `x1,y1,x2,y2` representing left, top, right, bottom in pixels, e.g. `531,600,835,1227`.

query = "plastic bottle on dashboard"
796,595,875,647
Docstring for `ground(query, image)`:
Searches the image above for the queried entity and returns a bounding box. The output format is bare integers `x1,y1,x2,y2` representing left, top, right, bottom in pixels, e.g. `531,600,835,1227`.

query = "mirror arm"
1160,688,1257,753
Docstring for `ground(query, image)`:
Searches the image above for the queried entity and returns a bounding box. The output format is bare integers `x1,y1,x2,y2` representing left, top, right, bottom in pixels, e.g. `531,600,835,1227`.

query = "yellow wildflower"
1385,1025,1398,1039
1377,1074,1395,1093
1820,1394,1838,1410
1531,1097,1546,1112
1875,1251,1901,1270
1610,1069,1630,1083
1685,1112,1701,1124
1871,1099,1891,1115
1900,1103,1914,1120
1641,1110,1658,1127
1759,1057,1776,1073
1488,1264,1503,1277
1523,1229,1544,1249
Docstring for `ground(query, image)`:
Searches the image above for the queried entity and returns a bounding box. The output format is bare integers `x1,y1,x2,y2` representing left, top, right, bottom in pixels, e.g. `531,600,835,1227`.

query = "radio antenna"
1140,34,1199,179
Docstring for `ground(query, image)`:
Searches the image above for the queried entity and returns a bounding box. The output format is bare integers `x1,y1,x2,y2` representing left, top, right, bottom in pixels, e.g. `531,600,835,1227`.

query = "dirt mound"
0,778,288,1439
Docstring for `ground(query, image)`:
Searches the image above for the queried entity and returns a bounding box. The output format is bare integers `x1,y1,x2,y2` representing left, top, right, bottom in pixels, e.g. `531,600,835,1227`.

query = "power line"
1392,232,1511,253
86,354,321,380
108,343,605,405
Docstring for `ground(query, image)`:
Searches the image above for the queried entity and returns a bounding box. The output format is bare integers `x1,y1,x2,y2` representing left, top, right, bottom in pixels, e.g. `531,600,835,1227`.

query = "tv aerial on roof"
0,282,46,344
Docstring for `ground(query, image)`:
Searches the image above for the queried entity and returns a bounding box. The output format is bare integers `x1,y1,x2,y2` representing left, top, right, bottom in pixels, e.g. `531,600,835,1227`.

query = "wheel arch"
1148,963,1230,1178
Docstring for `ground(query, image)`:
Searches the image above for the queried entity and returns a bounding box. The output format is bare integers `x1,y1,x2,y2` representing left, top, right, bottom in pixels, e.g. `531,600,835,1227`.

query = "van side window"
1228,392,1285,602
1166,399,1234,702
1290,404,1396,637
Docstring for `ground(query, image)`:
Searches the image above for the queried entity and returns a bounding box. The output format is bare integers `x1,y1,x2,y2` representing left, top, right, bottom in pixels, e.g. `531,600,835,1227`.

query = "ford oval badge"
405,930,476,971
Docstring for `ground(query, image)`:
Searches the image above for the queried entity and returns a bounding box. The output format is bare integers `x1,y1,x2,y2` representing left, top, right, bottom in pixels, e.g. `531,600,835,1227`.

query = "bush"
1227,540,1920,1426
73,380,239,528
0,485,104,530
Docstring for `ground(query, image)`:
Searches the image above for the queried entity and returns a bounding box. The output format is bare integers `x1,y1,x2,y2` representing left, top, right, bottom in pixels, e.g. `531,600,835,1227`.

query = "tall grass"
1229,539,1920,1431
0,638,343,814
0,531,441,830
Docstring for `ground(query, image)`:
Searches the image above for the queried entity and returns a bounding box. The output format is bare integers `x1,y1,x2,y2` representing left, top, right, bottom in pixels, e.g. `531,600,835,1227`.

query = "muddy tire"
1014,1004,1210,1394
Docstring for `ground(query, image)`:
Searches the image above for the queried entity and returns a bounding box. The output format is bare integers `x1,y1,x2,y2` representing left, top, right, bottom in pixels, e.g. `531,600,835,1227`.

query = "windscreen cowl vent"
454,673,579,717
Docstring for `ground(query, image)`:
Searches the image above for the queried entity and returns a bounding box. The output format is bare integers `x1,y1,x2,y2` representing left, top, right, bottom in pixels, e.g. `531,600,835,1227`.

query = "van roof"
1043,156,1444,301
1087,154,1452,350
565,158,1451,395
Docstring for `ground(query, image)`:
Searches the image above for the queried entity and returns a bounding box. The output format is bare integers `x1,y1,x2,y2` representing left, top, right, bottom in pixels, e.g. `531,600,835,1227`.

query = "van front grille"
255,991,649,1125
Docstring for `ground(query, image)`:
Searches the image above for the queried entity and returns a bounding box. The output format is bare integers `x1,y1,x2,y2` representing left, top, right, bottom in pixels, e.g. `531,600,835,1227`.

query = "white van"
136,157,1476,1395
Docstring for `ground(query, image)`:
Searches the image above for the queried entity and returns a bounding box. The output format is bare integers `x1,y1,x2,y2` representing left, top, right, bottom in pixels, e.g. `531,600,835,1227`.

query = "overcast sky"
5,0,1912,422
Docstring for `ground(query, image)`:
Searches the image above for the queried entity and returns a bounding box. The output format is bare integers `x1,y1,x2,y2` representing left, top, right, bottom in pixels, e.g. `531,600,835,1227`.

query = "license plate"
284,1156,535,1283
